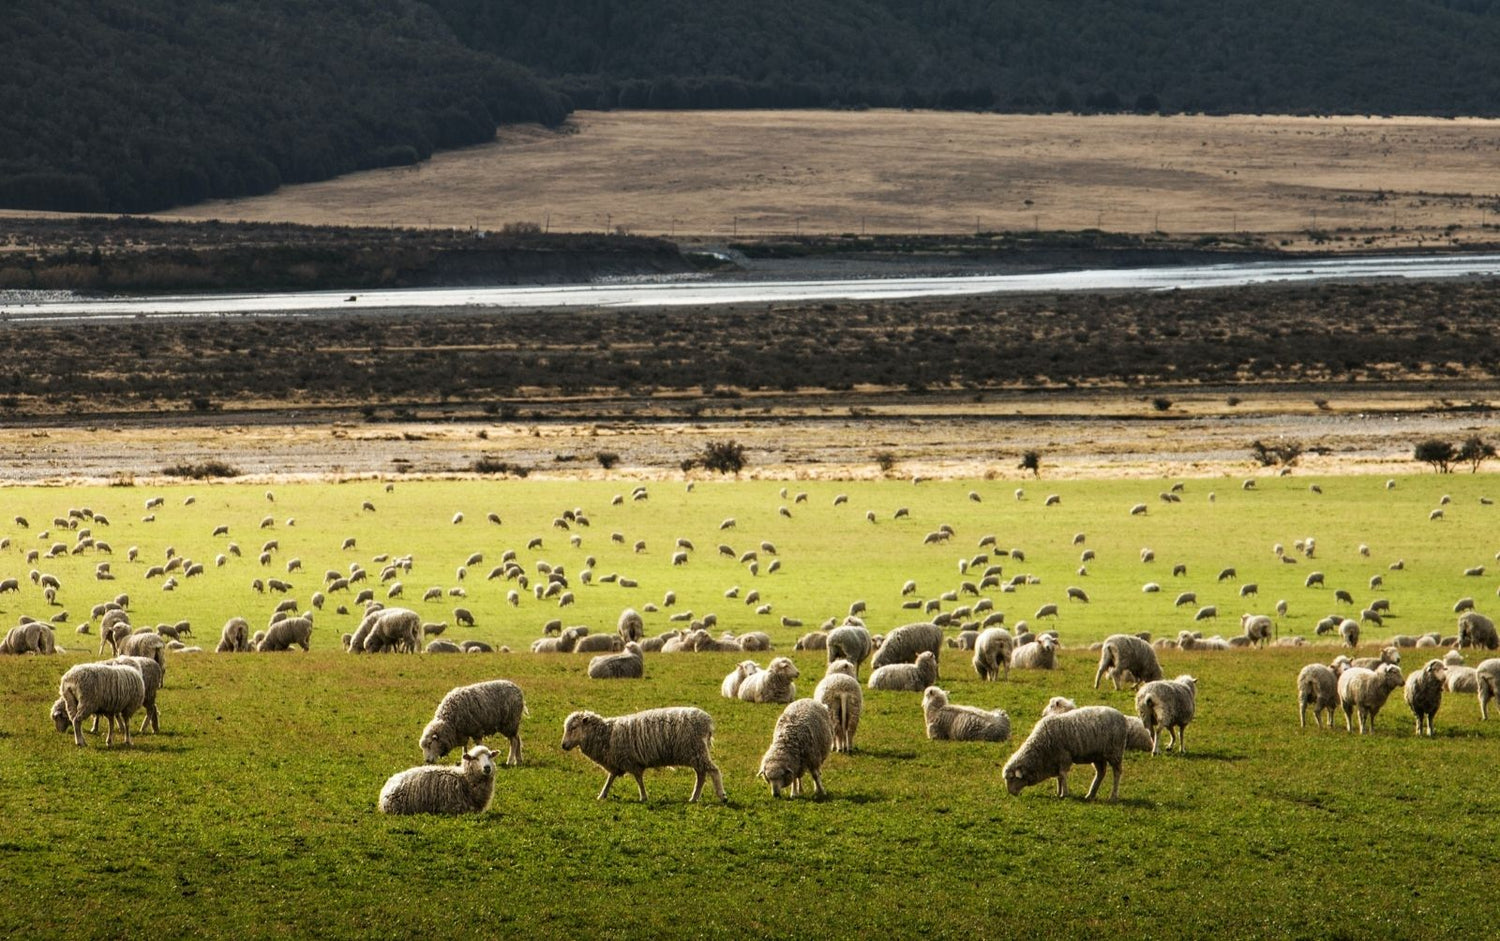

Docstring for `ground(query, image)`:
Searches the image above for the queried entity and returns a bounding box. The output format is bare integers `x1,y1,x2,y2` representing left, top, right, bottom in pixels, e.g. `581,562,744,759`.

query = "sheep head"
560,711,603,751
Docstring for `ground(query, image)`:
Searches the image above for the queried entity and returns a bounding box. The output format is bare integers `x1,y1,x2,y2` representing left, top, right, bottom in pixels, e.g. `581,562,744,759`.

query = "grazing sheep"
617,608,645,644
794,631,828,651
870,621,943,671
1093,634,1163,690
378,746,497,815
575,633,624,654
0,621,56,655
589,642,645,680
425,640,462,654
51,661,145,747
738,656,800,703
1350,647,1402,670
721,660,762,699
757,699,835,798
1404,660,1448,736
215,616,251,653
256,616,313,652
1036,603,1060,619
814,660,863,753
1010,635,1059,670
823,624,873,677
419,679,526,765
1339,618,1360,649
1338,664,1405,733
868,650,939,692
1241,613,1274,647
358,607,421,654
1173,591,1196,607
1477,659,1500,719
1297,663,1341,729
1305,571,1325,588
1194,605,1218,622
1457,611,1499,649
108,655,164,734
560,707,726,802
1135,675,1198,754
922,686,1010,742
972,627,1013,681
1002,706,1129,802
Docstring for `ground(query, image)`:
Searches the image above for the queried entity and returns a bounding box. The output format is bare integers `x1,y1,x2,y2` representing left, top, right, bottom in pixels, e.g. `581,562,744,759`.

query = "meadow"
3,472,1499,938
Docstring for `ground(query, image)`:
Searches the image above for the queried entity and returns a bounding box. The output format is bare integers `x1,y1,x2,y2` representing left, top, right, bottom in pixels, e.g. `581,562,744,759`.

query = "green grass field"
3,473,1499,938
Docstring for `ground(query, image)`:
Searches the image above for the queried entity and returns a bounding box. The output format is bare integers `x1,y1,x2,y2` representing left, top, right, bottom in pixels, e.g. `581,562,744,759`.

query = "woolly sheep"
51,661,145,747
0,621,56,655
560,707,726,802
826,623,874,674
868,650,938,692
1135,675,1197,755
379,746,497,815
922,686,1010,742
1339,619,1361,648
1457,611,1499,649
116,630,168,671
575,633,624,654
617,608,645,644
589,642,645,680
814,660,862,753
1010,635,1058,670
420,679,526,765
721,660,762,699
425,640,462,653
972,627,1013,681
1002,706,1129,802
1338,664,1405,733
1350,647,1402,670
1404,659,1448,736
757,699,835,798
870,622,943,671
1298,663,1341,729
1477,659,1500,719
1093,634,1163,690
216,616,251,653
110,655,164,734
256,616,312,652
356,607,420,654
1240,614,1274,647
738,656,800,703
794,631,828,651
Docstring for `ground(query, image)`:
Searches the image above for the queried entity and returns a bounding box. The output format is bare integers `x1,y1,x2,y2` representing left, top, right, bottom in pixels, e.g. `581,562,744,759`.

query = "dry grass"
152,111,1500,248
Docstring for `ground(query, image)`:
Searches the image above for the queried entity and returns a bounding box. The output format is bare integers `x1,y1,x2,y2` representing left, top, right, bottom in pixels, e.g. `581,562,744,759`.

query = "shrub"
1414,439,1455,474
874,451,898,474
697,439,747,475
1250,439,1304,467
1151,396,1172,412
161,460,240,479
596,451,620,470
1018,450,1042,477
472,457,530,477
1457,435,1495,473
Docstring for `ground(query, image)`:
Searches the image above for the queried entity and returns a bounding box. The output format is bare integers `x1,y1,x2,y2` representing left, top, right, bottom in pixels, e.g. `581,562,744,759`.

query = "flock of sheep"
6,477,1500,810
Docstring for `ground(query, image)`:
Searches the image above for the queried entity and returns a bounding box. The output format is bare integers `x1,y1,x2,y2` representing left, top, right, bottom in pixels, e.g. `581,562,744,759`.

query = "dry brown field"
156,110,1500,249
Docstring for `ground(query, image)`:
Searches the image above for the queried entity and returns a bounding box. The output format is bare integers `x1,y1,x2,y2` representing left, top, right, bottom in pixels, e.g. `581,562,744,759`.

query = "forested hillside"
0,0,568,213
5,0,1500,214
434,0,1500,114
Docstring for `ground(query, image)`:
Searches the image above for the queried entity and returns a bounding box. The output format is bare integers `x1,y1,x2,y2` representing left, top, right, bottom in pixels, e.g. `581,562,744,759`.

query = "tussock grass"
2,474,1498,936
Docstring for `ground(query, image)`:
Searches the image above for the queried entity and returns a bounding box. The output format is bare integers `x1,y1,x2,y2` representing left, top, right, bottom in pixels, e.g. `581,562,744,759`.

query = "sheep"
216,616,251,653
1002,706,1129,802
617,608,645,644
1404,659,1448,736
419,679,526,765
870,621,943,671
1173,591,1196,607
116,630,168,671
256,616,313,652
575,633,624,654
971,627,1013,681
589,642,645,680
356,607,421,653
756,699,835,799
922,686,1010,742
0,621,56,655
560,707,726,802
1457,611,1499,649
1338,664,1405,733
1135,675,1197,754
1305,571,1325,588
1010,635,1058,670
721,660,762,699
737,656,800,703
51,661,146,747
1298,663,1341,729
379,746,498,815
108,655,164,734
826,623,874,674
1093,634,1163,690
1241,613,1274,647
1194,605,1218,622
868,650,938,692
1477,659,1500,719
794,631,828,651
1350,647,1402,670
1339,618,1361,649
425,640,462,653
814,660,862,753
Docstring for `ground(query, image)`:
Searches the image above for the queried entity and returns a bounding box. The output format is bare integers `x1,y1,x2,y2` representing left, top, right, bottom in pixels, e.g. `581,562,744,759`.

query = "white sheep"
826,623,873,674
757,699,835,798
1457,611,1499,649
1093,634,1163,690
737,656,799,703
588,642,645,680
575,633,624,654
560,706,726,802
378,746,497,815
51,661,146,747
1338,664,1405,733
814,660,862,753
108,655,164,735
922,686,1010,742
971,627,1013,681
1042,696,1154,752
868,650,938,692
1477,658,1500,719
1135,674,1197,755
617,607,645,644
1240,613,1274,647
1297,663,1340,729
256,616,312,652
1010,635,1058,670
1002,706,1129,801
1404,659,1448,736
419,679,527,765
720,660,762,699
869,621,943,671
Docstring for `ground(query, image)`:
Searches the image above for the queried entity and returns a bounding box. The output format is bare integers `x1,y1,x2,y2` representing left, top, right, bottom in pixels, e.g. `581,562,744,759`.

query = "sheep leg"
1055,762,1071,798
71,708,88,747
508,734,522,767
1342,704,1354,732
596,772,619,800
809,767,826,799
1299,701,1308,729
1106,760,1121,802
1177,726,1186,755
790,776,801,798
1092,659,1109,690
707,765,726,802
89,714,101,734
632,772,648,802
1083,761,1108,801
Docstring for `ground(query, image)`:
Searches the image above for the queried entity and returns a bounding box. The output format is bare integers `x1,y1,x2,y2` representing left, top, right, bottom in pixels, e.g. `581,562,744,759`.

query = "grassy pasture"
3,474,1500,938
